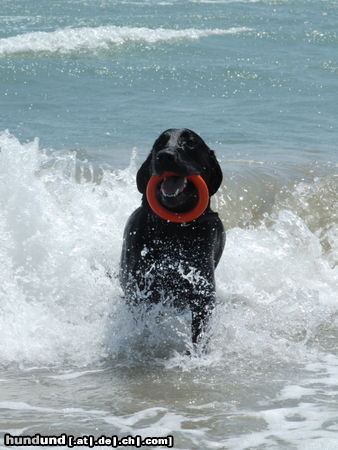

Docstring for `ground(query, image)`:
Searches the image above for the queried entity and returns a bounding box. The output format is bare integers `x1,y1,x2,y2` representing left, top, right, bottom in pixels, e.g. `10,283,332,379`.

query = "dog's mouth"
157,175,199,213
160,175,187,198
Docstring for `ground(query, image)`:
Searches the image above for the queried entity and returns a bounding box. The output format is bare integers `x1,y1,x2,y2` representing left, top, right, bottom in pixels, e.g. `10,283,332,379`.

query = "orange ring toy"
146,172,209,223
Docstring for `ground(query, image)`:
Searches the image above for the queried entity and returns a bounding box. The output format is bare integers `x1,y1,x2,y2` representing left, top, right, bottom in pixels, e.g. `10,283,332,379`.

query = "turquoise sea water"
1,0,338,164
0,1,337,449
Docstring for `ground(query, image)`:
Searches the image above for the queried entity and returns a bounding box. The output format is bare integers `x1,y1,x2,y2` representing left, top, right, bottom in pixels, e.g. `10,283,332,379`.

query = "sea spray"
0,131,337,370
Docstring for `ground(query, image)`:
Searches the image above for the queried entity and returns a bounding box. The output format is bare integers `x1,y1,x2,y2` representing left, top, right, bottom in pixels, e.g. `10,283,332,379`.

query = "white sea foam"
0,25,250,56
0,131,337,449
104,407,206,444
48,368,107,380
0,131,337,369
0,130,138,366
225,354,338,449
0,401,106,416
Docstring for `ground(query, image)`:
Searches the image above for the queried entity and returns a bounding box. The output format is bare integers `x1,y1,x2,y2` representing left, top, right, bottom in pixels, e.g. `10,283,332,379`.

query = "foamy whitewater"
1,130,337,448
1,0,338,447
0,26,249,55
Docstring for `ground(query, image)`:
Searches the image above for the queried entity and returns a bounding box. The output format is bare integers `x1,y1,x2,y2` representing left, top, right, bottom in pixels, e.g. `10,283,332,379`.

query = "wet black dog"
120,129,225,344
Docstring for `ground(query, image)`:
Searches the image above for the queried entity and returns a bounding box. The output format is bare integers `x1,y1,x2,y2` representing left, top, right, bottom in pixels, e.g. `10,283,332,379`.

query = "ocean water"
0,0,337,449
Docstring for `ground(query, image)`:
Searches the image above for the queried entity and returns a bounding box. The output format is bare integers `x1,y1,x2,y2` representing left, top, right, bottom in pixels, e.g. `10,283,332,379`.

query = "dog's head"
137,129,223,213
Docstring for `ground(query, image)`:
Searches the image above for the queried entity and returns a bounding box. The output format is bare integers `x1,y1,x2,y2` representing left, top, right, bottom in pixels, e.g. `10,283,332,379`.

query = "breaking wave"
0,25,250,56
0,131,337,369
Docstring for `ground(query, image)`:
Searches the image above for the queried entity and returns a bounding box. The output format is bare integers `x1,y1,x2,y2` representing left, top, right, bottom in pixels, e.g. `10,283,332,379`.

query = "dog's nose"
156,148,178,164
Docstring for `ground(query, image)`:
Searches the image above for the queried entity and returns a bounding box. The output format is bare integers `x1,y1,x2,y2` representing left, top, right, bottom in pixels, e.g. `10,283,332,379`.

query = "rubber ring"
146,172,209,223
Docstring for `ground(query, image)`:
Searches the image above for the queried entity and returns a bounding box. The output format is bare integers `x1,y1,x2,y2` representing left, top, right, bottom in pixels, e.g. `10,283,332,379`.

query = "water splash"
0,131,337,370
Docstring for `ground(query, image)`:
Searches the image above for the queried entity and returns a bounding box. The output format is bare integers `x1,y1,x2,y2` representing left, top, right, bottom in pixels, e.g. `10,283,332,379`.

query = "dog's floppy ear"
136,152,152,194
207,149,223,196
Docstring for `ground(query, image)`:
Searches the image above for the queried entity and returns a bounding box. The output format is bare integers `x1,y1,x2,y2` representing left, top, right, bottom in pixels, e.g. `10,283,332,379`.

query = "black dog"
120,129,225,344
